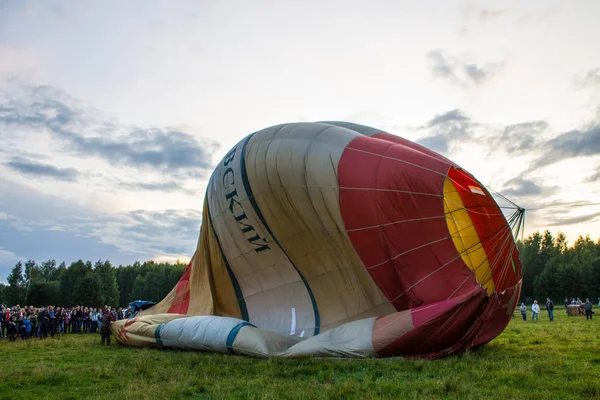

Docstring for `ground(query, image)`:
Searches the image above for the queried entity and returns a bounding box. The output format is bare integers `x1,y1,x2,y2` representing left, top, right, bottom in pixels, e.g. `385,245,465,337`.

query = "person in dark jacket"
38,308,49,339
82,307,90,333
72,306,82,333
7,316,18,342
56,307,64,334
48,306,56,338
29,312,37,337
545,298,554,321
584,298,593,320
100,307,115,345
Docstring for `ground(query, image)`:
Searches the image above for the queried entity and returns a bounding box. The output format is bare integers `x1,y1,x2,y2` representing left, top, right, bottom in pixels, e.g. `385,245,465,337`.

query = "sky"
1,0,600,282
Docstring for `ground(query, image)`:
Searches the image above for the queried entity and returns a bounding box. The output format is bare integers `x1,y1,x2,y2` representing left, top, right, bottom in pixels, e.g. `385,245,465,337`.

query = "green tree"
59,260,92,306
26,281,61,306
554,232,568,254
54,262,67,282
533,232,570,300
519,231,543,300
533,257,561,301
24,259,42,284
116,262,142,305
95,259,120,306
539,231,556,263
558,262,581,300
127,261,187,303
570,235,599,299
0,283,7,304
590,239,600,300
40,259,57,281
74,273,103,307
131,275,148,301
7,261,26,305
24,259,44,302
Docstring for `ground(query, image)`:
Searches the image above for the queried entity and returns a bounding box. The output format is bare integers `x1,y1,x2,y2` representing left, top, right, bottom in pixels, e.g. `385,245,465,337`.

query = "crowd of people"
518,297,596,321
0,304,129,344
2,298,596,345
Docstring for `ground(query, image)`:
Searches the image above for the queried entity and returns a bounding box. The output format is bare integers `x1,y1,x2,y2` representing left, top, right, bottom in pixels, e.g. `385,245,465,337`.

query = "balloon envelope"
112,121,522,358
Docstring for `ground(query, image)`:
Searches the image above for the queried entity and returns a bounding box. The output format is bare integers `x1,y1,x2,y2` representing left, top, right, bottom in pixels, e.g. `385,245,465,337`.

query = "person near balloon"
531,300,540,321
545,298,554,321
564,298,570,315
100,307,115,345
519,303,527,321
583,298,593,320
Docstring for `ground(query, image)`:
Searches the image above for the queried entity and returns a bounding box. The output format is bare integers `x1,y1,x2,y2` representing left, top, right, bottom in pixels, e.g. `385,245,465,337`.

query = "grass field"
1,308,599,400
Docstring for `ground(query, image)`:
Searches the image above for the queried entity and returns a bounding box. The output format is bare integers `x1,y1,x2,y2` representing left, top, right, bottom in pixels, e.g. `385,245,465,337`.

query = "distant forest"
519,231,600,303
1,230,599,307
0,259,187,307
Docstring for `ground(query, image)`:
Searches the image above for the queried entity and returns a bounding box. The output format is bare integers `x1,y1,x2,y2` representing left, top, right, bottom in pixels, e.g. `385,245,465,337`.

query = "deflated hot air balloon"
111,121,523,358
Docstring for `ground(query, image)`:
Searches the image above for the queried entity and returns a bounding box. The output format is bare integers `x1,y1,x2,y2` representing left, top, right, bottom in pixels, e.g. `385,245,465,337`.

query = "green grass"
1,309,599,400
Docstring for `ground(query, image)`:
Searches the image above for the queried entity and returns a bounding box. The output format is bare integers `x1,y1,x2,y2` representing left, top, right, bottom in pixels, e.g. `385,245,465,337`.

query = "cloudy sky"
1,0,600,281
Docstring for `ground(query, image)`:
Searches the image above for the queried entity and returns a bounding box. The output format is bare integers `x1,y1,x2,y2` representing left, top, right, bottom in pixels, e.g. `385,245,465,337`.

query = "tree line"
519,231,600,304
1,230,598,307
0,259,187,307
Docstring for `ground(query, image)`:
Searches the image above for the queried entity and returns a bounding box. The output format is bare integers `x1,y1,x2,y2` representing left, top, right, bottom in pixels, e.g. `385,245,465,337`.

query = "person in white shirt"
531,300,540,321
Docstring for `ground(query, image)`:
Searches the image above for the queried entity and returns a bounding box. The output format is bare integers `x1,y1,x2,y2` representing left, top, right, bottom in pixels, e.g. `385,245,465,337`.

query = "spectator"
28,312,37,338
100,307,115,345
545,298,554,321
531,300,540,321
1,304,127,341
519,303,527,321
38,307,49,339
7,316,18,342
20,316,31,339
82,307,90,333
56,307,61,335
64,308,71,334
584,298,593,320
2,307,10,338
91,308,99,333
48,306,56,338
72,306,82,333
